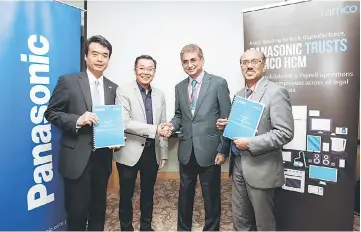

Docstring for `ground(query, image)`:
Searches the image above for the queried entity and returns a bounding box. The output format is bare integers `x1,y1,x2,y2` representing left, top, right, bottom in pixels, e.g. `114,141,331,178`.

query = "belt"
143,139,155,147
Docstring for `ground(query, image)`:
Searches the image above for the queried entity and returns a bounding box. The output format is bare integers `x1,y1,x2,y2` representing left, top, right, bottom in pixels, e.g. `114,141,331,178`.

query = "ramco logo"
321,5,358,17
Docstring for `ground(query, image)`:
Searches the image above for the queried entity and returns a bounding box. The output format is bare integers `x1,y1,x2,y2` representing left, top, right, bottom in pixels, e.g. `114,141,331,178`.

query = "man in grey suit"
167,44,232,231
45,35,118,231
217,49,294,231
114,55,169,231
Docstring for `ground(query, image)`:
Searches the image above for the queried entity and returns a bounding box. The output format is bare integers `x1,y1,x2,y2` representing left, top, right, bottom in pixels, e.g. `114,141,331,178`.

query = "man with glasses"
217,49,294,231
165,44,232,231
114,55,170,231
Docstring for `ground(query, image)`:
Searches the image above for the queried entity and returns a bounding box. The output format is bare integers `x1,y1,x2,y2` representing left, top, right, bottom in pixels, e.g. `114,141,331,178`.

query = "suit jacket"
45,71,118,179
170,72,231,167
113,81,168,166
229,77,294,189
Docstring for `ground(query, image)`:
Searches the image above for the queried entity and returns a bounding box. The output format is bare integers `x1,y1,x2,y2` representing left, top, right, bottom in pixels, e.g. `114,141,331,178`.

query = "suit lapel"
252,78,268,102
77,72,92,111
133,81,146,119
103,77,114,105
181,79,192,118
236,88,245,97
193,73,211,118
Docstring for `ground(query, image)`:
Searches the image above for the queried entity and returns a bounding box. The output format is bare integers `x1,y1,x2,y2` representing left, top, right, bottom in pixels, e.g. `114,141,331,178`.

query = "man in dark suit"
45,35,118,231
167,44,232,231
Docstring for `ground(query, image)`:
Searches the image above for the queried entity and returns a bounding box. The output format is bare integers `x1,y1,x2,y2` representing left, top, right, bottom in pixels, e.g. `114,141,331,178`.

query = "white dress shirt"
76,70,105,130
87,69,105,105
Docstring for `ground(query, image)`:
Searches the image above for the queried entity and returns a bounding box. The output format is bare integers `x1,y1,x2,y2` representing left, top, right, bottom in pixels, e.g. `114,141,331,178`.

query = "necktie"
92,80,101,106
231,88,254,156
246,88,253,98
190,79,198,111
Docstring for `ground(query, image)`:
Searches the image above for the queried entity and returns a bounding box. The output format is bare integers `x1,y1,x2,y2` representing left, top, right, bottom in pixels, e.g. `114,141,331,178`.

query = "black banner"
243,1,360,230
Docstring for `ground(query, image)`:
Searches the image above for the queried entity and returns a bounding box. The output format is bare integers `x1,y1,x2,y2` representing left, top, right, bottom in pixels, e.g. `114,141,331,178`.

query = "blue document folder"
223,96,265,139
93,105,125,149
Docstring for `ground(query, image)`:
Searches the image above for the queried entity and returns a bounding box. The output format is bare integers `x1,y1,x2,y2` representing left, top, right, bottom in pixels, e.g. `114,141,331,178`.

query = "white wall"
87,1,279,172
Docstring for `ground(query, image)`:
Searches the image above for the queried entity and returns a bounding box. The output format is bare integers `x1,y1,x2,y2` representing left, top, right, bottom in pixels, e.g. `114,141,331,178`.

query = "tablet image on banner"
93,105,125,149
223,96,264,139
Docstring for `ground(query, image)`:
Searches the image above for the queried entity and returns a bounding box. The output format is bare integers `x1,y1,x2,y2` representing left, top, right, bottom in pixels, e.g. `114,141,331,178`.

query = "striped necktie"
190,79,198,111
246,88,253,98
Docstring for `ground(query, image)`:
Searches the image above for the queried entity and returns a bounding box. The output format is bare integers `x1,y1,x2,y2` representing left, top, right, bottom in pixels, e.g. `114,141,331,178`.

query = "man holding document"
45,35,119,231
217,49,294,231
114,55,169,231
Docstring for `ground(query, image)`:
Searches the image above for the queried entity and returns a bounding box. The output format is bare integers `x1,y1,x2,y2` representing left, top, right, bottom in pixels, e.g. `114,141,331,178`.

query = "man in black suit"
45,35,118,231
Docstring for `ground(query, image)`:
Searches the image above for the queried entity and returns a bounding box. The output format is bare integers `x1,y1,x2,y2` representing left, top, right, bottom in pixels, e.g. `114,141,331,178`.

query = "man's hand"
157,123,174,137
158,159,167,169
76,111,98,126
216,118,228,130
234,138,249,150
109,146,121,150
214,154,226,165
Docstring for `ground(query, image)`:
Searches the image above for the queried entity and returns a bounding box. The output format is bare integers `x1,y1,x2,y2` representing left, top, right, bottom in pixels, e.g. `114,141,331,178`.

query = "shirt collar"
189,70,205,84
136,81,152,94
87,69,104,86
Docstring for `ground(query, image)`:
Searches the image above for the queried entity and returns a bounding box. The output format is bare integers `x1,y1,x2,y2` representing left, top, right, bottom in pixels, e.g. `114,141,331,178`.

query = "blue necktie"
190,79,198,111
246,88,253,99
231,88,253,156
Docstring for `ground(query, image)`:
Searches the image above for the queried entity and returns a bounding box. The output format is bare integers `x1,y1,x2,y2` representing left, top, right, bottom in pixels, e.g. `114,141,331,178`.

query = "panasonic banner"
0,1,81,230
242,0,360,230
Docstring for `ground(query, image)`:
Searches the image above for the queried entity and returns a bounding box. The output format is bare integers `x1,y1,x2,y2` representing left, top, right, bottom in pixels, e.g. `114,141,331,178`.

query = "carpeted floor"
105,179,360,231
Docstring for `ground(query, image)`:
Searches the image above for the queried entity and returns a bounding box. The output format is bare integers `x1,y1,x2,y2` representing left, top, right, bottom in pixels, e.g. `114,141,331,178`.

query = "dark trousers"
63,149,112,231
116,143,159,231
232,156,275,231
355,180,360,213
177,148,221,231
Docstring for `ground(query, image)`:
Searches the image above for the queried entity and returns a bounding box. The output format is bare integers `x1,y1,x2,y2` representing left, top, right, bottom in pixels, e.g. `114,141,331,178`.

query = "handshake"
156,123,174,137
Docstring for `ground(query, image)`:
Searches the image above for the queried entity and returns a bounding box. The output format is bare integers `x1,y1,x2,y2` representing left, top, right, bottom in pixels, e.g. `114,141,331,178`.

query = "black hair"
134,55,157,69
84,35,112,57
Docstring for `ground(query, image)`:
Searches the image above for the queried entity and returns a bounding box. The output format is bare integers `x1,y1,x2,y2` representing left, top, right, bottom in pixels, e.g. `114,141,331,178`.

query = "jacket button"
89,142,92,145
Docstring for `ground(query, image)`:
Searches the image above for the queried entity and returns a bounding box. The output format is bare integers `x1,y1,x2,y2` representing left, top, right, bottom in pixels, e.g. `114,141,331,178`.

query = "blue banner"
0,1,81,230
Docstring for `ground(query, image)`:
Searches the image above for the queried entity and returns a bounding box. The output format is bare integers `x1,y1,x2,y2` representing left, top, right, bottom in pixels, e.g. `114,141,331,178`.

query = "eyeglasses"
240,59,263,66
136,67,155,73
182,58,200,66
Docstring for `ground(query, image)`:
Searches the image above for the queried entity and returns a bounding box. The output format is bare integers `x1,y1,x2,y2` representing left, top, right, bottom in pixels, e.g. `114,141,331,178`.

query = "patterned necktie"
92,80,101,106
190,79,198,110
246,88,253,98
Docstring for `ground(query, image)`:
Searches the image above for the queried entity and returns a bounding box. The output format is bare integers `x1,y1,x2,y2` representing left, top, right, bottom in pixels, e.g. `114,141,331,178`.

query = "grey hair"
180,44,204,60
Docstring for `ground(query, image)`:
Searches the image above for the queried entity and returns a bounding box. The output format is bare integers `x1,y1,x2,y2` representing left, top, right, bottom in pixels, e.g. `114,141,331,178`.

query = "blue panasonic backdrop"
0,1,81,230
